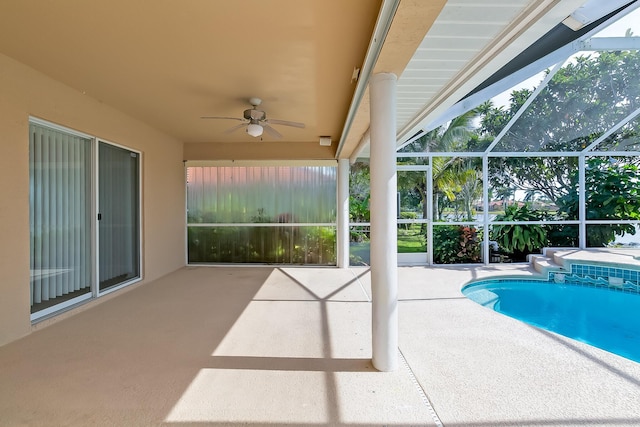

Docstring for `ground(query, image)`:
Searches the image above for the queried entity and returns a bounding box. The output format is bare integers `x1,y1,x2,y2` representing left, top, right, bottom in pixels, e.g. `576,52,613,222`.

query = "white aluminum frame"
392,150,640,266
387,11,640,265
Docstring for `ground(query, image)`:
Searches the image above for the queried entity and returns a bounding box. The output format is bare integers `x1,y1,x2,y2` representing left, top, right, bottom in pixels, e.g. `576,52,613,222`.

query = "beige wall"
183,141,335,161
0,53,185,346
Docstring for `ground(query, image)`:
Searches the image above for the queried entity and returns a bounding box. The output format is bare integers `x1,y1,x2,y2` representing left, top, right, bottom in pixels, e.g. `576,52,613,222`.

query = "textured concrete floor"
1,263,640,426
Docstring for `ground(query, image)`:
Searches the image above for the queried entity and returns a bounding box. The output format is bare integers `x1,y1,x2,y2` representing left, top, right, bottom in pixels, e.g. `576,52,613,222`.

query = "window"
186,165,337,264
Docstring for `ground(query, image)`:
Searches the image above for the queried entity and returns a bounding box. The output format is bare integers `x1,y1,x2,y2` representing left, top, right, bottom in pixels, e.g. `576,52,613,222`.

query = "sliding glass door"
98,142,140,292
29,120,141,319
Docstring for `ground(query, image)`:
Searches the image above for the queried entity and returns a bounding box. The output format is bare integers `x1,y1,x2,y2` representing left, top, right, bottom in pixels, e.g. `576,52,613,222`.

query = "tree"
479,50,640,247
349,161,370,223
399,109,481,221
493,185,516,210
450,158,482,221
482,50,640,205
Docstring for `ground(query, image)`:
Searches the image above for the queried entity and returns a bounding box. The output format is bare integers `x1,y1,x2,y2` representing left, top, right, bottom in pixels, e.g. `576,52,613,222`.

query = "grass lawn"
349,224,426,266
397,225,426,253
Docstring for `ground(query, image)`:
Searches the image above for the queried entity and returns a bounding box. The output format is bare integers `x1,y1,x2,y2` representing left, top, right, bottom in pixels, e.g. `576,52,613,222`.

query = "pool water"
462,279,640,363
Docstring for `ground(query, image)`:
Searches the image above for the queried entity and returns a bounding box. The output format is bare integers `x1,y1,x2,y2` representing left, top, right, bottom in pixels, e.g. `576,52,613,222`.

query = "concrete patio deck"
1,262,640,426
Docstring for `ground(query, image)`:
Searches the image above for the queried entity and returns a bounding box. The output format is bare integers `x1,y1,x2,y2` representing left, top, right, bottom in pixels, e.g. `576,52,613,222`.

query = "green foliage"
349,161,371,222
489,156,577,204
292,227,336,264
348,162,371,243
400,211,418,220
491,204,547,256
398,211,418,231
484,50,640,203
544,224,579,247
480,50,640,248
433,225,481,264
188,224,336,265
349,193,370,243
556,157,640,246
350,50,640,254
398,110,482,221
349,194,370,222
250,208,272,223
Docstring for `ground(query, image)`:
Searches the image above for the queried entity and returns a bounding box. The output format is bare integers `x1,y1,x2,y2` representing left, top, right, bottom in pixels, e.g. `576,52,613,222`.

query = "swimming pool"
462,278,640,363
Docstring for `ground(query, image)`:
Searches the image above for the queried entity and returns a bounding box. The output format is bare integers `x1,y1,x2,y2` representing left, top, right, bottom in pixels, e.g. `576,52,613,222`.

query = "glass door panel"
98,142,140,291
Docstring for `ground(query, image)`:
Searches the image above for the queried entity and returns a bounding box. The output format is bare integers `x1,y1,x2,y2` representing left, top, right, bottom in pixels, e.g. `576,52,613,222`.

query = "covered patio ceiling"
0,0,626,160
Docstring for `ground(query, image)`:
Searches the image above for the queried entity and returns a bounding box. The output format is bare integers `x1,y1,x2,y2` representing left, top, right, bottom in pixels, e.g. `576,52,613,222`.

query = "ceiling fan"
201,97,305,138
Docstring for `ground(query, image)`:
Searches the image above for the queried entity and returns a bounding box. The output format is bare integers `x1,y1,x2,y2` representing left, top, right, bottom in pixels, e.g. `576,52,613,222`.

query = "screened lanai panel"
397,171,426,219
586,224,640,247
187,166,337,224
432,156,483,222
584,156,640,221
493,50,640,152
488,156,576,220
397,120,486,153
187,165,337,265
433,224,483,264
591,115,640,151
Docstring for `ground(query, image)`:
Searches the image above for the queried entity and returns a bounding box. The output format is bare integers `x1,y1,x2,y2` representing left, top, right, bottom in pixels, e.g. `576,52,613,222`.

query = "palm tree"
427,110,480,220
493,186,515,211
397,109,481,221
456,160,483,221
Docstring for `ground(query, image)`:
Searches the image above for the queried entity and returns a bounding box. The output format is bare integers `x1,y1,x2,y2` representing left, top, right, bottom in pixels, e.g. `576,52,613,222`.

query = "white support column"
369,72,398,372
482,155,490,265
337,158,350,268
579,155,586,249
427,161,433,265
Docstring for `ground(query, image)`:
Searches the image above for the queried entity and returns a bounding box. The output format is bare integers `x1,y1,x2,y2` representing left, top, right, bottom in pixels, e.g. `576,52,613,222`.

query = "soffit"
338,0,448,159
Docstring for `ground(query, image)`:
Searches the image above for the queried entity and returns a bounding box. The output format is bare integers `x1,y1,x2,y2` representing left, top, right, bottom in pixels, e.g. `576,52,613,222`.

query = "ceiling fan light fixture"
246,123,263,137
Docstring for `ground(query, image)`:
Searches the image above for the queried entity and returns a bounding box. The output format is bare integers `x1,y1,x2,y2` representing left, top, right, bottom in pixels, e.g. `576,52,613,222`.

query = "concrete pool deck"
1,255,640,425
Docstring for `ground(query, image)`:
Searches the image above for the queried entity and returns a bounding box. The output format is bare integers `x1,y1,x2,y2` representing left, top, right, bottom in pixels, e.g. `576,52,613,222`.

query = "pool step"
529,254,566,276
543,248,575,267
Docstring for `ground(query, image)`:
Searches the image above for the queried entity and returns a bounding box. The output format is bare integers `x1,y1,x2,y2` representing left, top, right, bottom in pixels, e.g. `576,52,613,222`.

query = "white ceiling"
396,0,535,127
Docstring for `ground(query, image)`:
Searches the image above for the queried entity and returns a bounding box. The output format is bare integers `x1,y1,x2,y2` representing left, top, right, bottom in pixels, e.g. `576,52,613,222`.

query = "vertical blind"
29,123,92,308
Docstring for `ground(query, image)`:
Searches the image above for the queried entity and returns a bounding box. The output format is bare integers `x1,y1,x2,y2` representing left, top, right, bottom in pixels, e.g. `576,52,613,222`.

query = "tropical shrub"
491,204,547,260
433,225,481,264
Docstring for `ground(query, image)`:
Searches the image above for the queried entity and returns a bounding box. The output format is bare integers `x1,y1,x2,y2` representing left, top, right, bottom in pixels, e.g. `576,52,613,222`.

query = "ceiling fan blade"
265,119,305,128
200,116,245,121
262,124,282,139
223,123,246,134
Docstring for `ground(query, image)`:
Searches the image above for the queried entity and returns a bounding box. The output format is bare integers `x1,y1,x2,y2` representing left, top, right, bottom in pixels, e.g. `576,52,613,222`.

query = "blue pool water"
462,279,640,363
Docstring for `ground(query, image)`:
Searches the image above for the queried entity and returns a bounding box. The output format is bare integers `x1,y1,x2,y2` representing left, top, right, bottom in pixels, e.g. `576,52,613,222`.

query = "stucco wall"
0,53,185,346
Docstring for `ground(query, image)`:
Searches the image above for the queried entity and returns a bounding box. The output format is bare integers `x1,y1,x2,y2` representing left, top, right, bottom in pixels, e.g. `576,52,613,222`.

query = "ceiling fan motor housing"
244,108,266,121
